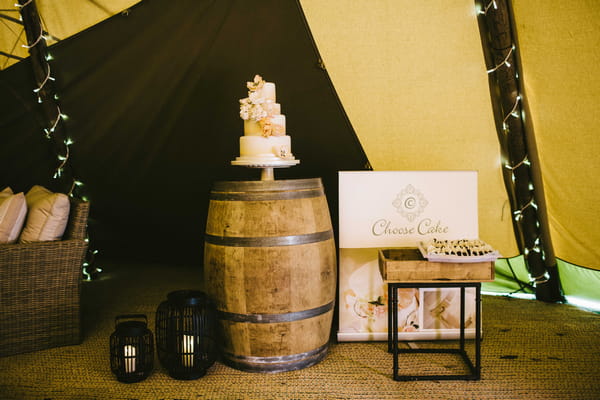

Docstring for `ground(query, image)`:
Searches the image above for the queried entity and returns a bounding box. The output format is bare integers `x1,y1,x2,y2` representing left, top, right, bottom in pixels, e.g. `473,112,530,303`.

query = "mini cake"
232,75,298,165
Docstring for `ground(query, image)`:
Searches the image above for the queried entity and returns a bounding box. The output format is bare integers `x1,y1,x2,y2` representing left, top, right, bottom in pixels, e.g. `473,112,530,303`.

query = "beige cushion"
19,185,70,243
0,187,28,244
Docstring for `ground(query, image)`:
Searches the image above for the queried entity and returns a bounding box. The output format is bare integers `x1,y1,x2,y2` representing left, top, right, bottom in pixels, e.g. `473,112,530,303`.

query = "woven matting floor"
1,262,599,400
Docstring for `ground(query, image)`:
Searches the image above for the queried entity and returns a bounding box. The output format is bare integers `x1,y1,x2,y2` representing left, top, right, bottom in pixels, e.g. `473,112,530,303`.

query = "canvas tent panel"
511,0,600,269
483,256,600,309
32,0,140,40
0,0,140,69
557,260,600,306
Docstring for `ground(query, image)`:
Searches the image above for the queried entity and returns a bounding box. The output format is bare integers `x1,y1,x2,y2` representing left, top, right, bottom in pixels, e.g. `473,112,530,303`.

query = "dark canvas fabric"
0,0,368,263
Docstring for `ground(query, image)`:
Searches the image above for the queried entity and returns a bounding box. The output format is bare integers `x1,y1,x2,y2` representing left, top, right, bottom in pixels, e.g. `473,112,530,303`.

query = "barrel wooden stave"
204,242,335,315
220,312,333,357
205,195,333,238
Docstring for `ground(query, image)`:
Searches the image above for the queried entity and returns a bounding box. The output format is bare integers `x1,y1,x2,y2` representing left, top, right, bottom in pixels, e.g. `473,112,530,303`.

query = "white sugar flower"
239,99,266,121
249,105,266,121
247,75,265,92
240,75,269,121
248,91,264,104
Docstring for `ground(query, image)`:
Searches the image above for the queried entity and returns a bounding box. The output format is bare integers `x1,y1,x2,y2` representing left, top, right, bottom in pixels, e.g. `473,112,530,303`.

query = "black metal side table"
387,281,482,381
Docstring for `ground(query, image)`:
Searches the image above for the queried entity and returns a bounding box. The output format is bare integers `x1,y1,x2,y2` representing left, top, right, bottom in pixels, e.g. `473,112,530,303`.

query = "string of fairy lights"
17,1,81,191
17,0,98,280
478,0,549,286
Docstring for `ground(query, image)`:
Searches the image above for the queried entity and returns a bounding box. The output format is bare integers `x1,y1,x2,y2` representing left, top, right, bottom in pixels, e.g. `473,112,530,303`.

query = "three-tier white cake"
232,75,299,166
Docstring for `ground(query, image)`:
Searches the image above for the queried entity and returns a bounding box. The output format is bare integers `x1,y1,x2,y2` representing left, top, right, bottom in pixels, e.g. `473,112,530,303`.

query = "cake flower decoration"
240,97,267,122
239,74,284,137
247,74,265,92
240,75,268,122
260,117,273,137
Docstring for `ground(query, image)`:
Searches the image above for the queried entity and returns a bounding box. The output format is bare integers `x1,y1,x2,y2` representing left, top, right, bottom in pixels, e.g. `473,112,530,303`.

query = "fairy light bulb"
478,0,498,15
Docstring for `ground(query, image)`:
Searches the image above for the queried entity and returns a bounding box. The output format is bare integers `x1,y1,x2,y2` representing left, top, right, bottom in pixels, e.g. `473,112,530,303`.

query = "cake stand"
231,158,300,181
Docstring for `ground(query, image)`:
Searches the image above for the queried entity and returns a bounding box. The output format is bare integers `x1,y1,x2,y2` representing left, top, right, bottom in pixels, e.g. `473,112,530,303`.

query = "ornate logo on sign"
392,184,428,222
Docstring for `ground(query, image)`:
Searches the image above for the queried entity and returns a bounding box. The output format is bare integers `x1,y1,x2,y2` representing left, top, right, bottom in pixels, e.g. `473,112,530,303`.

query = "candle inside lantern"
182,335,194,367
124,345,136,373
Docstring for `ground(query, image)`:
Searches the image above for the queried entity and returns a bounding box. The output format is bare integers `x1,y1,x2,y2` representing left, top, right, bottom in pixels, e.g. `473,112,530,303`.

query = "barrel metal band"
205,230,333,247
222,344,328,373
209,187,324,201
212,178,322,192
224,343,327,365
218,301,334,324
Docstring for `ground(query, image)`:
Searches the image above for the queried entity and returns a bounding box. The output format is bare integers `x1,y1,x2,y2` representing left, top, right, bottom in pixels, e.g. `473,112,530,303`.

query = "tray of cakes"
418,238,500,263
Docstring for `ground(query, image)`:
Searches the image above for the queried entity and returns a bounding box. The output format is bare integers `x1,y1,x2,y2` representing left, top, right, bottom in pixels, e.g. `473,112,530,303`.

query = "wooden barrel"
203,178,337,373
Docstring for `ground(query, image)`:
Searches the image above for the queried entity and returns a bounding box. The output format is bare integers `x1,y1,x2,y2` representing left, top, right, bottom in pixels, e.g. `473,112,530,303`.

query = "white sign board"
339,170,478,247
338,171,480,342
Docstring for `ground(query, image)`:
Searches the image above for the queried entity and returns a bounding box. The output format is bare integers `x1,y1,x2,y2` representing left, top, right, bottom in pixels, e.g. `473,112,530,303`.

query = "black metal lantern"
155,290,217,380
109,314,154,383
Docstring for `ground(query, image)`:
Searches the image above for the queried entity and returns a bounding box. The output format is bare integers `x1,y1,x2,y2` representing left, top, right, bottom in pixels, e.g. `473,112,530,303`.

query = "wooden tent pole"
17,0,76,194
475,0,562,302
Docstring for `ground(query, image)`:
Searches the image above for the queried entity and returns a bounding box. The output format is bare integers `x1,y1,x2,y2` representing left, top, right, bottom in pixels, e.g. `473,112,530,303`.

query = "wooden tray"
378,248,495,283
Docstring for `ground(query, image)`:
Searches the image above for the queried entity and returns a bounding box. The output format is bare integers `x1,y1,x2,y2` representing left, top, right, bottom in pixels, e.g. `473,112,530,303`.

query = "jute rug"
1,262,599,400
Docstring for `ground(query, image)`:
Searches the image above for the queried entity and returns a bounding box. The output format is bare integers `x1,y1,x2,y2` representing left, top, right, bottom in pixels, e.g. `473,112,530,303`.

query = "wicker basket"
0,198,90,357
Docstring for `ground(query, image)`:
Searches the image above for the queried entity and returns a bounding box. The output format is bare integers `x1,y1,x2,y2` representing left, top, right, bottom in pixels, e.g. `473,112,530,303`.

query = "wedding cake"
232,75,299,166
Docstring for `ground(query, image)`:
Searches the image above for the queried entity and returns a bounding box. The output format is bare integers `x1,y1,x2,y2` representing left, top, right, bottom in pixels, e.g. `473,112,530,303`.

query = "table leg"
387,283,392,353
391,284,399,380
460,286,465,352
475,283,481,378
